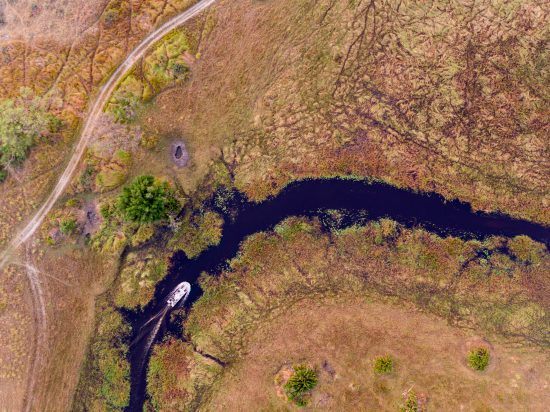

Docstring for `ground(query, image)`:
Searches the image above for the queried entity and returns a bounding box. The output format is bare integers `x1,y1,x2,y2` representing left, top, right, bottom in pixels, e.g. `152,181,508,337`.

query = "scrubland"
148,0,549,223
146,218,550,410
0,0,205,409
0,0,548,410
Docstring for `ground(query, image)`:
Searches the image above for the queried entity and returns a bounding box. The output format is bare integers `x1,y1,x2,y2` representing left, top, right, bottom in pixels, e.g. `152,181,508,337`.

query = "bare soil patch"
0,0,108,43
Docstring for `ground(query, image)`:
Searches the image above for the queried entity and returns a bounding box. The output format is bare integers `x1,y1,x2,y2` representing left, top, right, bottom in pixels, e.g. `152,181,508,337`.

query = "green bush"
467,347,490,371
112,95,140,124
118,175,179,223
100,200,117,219
103,8,119,27
47,113,63,133
170,62,189,78
60,218,77,235
65,198,80,208
0,95,55,169
79,164,95,190
284,364,318,406
0,169,6,182
373,355,394,374
95,168,128,192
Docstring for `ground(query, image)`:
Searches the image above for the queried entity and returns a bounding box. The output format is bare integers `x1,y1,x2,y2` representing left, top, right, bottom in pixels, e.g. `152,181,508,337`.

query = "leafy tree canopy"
118,175,179,223
0,89,60,182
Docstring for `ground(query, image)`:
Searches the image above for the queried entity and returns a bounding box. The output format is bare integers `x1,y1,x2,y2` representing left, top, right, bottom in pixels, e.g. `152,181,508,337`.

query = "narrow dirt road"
0,0,217,271
0,1,217,410
22,247,47,412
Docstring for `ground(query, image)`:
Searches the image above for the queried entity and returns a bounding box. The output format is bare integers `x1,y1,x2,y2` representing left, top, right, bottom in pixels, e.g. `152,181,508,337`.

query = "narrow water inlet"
128,282,192,410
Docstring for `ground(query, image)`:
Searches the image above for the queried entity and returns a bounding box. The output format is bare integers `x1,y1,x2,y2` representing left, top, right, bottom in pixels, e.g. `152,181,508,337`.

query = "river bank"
126,177,549,410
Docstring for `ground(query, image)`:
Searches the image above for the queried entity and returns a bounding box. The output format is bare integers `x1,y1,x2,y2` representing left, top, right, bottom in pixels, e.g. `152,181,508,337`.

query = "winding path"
0,1,217,410
0,0,217,271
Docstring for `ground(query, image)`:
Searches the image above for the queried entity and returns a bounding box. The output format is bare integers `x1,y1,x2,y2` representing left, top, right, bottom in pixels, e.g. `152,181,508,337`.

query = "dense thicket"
0,92,59,182
118,175,179,222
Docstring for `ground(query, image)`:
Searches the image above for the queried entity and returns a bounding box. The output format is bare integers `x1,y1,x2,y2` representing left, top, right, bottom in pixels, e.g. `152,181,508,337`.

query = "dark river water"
126,178,549,411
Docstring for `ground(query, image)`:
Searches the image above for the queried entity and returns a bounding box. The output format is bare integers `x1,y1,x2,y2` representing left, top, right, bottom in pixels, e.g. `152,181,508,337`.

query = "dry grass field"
205,298,549,411
145,218,549,410
0,262,33,411
0,0,108,43
146,0,549,222
0,0,548,410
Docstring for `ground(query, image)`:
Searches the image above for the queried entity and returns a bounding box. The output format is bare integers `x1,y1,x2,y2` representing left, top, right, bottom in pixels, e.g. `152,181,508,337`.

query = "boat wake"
130,282,192,370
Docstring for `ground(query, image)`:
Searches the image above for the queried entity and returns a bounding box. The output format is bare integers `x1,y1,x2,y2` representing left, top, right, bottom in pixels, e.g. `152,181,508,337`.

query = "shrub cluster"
400,391,419,412
111,95,140,124
74,306,131,410
59,218,77,235
373,355,394,374
284,364,318,406
118,175,179,223
0,93,60,182
467,347,490,371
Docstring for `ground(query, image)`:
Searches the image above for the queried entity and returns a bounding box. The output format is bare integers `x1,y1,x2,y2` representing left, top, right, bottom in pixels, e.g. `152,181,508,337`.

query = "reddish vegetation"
149,0,549,222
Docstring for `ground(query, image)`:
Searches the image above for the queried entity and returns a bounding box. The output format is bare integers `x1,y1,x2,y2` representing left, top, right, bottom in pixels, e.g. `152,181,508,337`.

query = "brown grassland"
205,298,549,411
146,0,549,223
147,218,549,410
0,0,203,409
0,0,548,410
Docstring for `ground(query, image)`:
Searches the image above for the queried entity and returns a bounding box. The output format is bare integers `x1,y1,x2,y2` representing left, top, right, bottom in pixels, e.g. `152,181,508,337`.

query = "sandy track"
0,0,217,409
0,0,217,271
22,248,47,412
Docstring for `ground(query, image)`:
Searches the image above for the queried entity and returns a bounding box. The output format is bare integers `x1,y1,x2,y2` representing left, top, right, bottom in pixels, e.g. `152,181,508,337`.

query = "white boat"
165,282,191,307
